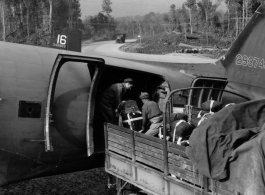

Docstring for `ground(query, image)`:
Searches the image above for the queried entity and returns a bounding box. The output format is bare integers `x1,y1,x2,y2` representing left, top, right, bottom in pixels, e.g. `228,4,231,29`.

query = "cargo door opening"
93,65,169,152
44,54,104,157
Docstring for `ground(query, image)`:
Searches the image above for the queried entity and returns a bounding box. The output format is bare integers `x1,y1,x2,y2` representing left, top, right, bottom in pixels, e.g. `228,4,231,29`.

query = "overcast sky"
79,0,187,18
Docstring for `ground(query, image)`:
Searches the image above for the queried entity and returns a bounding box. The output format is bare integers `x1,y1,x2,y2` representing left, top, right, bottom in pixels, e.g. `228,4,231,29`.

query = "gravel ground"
0,168,117,195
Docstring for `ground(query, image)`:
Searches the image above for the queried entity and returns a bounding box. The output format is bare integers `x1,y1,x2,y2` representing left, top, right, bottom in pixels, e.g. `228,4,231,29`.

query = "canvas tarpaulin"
186,99,265,194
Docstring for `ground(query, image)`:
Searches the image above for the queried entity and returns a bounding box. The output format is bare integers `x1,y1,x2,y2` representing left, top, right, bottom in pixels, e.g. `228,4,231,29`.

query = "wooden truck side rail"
105,123,241,195
105,87,250,195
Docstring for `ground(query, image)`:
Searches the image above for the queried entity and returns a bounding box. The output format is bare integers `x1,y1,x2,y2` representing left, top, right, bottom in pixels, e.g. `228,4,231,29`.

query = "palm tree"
184,0,196,34
49,0,53,35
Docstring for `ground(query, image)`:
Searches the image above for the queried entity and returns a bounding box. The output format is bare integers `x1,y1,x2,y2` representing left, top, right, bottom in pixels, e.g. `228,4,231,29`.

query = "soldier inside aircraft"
98,78,134,124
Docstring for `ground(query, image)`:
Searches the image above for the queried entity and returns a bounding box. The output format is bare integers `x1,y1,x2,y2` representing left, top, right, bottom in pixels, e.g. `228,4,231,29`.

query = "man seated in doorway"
98,78,134,124
140,92,163,136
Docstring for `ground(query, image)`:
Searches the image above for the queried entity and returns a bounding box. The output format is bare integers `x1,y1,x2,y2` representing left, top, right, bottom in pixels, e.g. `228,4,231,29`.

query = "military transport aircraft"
0,4,264,187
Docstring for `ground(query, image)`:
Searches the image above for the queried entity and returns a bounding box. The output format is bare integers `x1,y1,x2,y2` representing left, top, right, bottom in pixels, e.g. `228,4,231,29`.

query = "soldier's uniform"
98,78,133,124
140,92,163,136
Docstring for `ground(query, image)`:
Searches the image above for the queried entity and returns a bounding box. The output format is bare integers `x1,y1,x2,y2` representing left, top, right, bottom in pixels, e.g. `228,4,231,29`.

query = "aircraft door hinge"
49,113,55,123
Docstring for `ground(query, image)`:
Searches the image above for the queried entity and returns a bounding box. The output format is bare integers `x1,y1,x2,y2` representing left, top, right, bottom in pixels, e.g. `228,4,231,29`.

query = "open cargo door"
44,54,104,156
188,77,228,107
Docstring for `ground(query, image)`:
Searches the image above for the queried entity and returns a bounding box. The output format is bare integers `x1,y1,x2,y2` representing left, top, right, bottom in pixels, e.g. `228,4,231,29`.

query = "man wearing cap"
98,78,134,124
140,92,163,136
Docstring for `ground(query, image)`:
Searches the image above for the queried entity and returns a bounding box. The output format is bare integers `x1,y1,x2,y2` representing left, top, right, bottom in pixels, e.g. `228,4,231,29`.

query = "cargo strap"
172,119,185,144
158,127,170,140
225,103,235,107
197,110,203,118
158,127,163,139
198,112,214,126
122,117,142,123
197,100,215,118
123,113,142,130
209,100,214,114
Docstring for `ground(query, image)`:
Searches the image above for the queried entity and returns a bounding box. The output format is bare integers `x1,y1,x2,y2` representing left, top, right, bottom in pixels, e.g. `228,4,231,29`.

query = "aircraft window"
189,78,228,108
18,100,42,118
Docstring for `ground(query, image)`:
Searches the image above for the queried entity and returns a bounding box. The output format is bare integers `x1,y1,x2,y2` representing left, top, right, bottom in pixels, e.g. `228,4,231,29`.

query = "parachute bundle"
170,119,195,146
188,100,223,127
118,100,142,131
201,100,223,113
168,101,235,146
118,100,140,115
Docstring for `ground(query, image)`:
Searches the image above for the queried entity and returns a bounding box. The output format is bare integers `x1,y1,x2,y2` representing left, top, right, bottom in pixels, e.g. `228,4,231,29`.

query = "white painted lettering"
60,35,67,45
247,56,253,67
253,57,260,68
236,54,242,65
235,54,265,70
53,43,66,48
259,59,264,69
56,35,67,45
242,55,248,66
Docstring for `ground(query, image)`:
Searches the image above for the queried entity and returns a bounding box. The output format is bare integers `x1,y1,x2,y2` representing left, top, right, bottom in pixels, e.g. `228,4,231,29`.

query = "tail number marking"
57,35,67,45
236,54,264,69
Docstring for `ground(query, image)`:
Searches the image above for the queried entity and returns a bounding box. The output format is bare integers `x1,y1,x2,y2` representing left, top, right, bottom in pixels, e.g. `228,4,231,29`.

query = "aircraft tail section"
50,28,82,52
221,4,265,75
218,4,265,98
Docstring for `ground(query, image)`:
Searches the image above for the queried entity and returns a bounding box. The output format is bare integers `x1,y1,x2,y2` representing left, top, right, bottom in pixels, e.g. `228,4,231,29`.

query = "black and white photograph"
0,0,265,194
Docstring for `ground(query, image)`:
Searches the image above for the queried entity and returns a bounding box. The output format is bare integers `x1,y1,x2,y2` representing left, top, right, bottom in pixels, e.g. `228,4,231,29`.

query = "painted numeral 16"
57,35,67,45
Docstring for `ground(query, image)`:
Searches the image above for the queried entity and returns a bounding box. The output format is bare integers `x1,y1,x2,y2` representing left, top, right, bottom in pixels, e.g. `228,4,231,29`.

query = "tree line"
109,0,265,44
1,0,265,47
0,0,83,46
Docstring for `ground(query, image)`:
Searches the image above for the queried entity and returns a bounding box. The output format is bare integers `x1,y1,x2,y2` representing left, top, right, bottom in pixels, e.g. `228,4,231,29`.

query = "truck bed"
104,123,239,195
